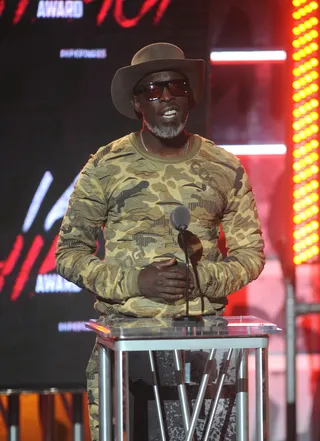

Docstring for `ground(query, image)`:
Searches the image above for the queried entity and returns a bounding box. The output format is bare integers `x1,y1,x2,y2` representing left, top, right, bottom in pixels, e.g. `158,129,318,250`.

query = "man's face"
132,70,191,139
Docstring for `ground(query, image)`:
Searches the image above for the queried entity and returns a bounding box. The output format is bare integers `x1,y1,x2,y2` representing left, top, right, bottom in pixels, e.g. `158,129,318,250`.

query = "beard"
145,114,188,139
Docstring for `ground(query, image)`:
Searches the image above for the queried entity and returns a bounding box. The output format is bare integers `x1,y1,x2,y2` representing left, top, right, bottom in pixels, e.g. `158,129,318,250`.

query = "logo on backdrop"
0,171,81,300
0,0,172,26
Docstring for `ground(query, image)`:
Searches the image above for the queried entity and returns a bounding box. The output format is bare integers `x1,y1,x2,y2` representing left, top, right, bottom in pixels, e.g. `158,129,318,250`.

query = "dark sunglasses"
134,79,190,101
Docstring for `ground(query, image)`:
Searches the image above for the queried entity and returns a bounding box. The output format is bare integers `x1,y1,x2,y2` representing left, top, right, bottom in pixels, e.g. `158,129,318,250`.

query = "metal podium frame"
87,316,276,441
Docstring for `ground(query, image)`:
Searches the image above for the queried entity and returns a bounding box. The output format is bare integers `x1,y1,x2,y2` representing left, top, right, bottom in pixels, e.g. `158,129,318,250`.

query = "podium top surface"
86,315,280,342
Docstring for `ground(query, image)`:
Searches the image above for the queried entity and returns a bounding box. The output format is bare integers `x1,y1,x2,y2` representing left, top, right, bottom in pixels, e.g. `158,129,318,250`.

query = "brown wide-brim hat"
111,42,206,119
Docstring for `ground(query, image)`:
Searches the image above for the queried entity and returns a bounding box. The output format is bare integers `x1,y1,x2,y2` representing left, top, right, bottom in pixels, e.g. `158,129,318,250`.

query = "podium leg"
185,349,216,441
173,350,191,435
256,347,269,441
115,351,129,441
236,349,249,441
99,345,112,441
203,348,233,441
149,351,167,441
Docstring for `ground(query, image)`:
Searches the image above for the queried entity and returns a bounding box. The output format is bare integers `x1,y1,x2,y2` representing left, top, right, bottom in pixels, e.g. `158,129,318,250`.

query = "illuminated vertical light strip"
292,0,320,265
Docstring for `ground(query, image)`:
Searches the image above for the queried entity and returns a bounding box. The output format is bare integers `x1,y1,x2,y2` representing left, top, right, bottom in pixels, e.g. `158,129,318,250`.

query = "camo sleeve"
55,161,141,301
195,164,265,299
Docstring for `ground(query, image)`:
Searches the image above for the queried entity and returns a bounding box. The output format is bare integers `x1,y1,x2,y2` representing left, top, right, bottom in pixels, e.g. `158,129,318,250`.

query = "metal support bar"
115,351,129,441
99,344,112,441
124,353,130,441
285,286,320,441
39,394,55,441
72,393,83,441
8,395,20,441
149,351,167,441
256,348,269,441
185,349,216,441
203,348,233,441
285,279,297,441
236,349,249,441
295,302,320,315
173,350,191,435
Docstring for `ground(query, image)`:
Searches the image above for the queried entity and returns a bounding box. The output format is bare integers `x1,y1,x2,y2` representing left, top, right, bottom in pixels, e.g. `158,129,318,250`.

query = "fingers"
139,260,195,302
159,270,188,280
155,277,193,289
164,279,194,289
157,289,194,302
154,257,177,270
164,279,187,288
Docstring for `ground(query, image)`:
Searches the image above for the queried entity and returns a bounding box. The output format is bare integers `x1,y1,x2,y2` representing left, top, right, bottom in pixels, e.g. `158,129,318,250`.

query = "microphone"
170,206,202,324
170,205,190,231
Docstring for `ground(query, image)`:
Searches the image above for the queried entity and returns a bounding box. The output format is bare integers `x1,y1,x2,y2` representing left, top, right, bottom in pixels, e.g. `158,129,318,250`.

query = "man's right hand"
137,257,194,302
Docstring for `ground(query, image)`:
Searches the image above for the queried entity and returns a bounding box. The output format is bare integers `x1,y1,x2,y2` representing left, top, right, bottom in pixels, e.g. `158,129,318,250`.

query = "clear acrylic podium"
86,315,280,441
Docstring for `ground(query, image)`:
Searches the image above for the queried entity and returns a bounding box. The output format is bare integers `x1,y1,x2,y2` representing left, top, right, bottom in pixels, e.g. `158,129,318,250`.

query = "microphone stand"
172,228,203,325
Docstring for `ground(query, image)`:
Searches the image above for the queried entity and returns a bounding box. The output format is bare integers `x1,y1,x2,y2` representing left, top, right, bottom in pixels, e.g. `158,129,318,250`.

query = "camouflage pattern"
86,347,100,441
56,132,265,317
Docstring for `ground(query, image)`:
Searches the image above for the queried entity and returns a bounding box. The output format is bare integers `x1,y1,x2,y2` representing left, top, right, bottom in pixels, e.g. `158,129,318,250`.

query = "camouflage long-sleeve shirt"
55,133,265,317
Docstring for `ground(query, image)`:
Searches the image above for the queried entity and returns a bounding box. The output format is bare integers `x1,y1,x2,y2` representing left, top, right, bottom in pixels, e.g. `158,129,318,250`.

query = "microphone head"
170,206,191,231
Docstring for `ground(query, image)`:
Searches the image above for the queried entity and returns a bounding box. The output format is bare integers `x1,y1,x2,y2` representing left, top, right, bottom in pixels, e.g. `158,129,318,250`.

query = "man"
56,42,265,440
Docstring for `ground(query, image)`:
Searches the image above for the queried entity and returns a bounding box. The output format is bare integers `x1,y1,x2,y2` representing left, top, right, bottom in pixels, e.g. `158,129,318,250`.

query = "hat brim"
111,58,206,119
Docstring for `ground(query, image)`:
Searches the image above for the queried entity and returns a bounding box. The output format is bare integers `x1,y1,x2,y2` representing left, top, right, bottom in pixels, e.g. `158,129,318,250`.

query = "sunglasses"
134,79,190,101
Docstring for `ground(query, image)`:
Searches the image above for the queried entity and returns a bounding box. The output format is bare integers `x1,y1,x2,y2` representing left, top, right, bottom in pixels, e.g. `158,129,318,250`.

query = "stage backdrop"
0,0,211,391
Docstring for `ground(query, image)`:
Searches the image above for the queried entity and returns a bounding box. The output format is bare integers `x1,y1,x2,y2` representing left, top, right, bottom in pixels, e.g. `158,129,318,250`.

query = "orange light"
293,134,301,143
294,243,301,252
293,93,301,102
294,175,301,184
309,17,319,25
294,215,301,224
